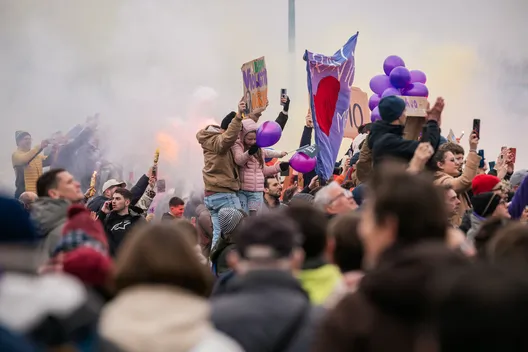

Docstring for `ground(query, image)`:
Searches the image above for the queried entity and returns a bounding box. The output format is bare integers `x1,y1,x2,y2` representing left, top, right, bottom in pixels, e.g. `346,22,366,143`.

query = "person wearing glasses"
314,182,357,219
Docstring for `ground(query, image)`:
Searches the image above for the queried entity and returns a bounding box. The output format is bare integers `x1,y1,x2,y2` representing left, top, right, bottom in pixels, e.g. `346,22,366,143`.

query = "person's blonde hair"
114,223,213,297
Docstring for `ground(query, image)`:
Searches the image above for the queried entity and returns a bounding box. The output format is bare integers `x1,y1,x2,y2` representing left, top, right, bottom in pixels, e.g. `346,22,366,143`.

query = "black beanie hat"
220,111,237,130
379,96,406,123
15,131,30,145
472,192,501,218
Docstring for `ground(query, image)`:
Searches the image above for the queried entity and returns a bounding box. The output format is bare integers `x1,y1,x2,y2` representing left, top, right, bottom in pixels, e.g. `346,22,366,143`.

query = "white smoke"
0,0,526,194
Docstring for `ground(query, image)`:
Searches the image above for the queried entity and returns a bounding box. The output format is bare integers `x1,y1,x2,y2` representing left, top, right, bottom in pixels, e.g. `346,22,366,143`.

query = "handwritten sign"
296,144,319,158
344,87,370,139
241,57,268,114
398,96,428,117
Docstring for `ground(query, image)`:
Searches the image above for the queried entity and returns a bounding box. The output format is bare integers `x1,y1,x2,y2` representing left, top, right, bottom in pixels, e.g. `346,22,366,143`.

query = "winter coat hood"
240,119,258,141
196,125,222,144
99,285,242,352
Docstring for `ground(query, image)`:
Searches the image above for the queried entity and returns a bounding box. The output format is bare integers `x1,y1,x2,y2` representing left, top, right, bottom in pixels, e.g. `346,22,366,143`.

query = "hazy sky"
0,0,526,191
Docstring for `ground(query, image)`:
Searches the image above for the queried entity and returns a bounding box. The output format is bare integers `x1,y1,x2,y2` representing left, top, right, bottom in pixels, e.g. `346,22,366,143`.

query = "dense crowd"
3,93,528,352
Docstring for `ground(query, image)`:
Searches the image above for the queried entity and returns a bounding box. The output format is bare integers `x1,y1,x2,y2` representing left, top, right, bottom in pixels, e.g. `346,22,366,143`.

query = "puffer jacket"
434,151,481,227
231,119,281,192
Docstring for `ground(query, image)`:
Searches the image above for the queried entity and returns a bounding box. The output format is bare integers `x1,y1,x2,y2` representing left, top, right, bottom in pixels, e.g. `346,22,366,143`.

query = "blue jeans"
204,192,242,248
238,190,264,213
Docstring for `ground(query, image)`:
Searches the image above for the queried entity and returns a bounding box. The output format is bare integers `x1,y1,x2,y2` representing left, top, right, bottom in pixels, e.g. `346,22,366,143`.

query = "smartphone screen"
280,88,287,106
478,149,485,168
510,148,517,164
489,161,496,170
421,126,429,143
472,119,481,138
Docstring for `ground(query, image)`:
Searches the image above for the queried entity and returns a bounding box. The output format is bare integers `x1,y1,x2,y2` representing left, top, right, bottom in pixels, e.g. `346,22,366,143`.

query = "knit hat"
53,205,112,286
219,207,245,235
378,96,406,123
352,184,367,206
0,195,40,245
510,169,528,188
220,111,237,130
15,131,30,145
472,174,501,196
472,192,501,218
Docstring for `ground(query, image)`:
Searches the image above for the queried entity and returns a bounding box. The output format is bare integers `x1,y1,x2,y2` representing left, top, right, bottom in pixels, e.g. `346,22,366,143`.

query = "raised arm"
12,146,43,166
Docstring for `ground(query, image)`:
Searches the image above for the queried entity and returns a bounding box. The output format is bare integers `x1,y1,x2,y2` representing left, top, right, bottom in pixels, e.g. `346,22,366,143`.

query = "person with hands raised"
12,132,56,198
246,95,291,131
432,131,481,227
232,111,287,216
365,96,443,171
197,99,246,248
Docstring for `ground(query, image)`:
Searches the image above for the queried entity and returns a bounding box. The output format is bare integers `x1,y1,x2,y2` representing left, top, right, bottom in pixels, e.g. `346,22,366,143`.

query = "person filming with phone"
97,188,145,257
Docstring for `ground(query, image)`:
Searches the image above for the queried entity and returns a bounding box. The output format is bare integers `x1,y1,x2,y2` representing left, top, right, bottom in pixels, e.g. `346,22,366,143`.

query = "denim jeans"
238,190,264,213
204,192,242,248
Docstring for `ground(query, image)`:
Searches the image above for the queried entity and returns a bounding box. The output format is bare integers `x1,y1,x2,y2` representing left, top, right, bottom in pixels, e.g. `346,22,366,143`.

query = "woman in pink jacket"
232,119,289,215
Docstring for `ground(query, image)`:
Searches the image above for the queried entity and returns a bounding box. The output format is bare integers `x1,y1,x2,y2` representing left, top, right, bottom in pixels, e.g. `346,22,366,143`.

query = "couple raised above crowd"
196,96,291,246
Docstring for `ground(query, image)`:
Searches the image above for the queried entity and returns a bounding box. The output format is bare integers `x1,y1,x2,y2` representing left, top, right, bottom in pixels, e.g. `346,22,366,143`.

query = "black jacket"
97,209,145,256
211,270,325,352
87,174,150,213
161,212,176,221
368,119,440,165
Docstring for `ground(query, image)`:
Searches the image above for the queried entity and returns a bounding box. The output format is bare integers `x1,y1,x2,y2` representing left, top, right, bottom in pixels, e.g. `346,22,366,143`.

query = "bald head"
19,192,38,210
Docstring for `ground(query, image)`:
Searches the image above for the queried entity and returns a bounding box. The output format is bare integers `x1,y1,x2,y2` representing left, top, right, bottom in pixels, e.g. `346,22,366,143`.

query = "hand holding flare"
152,148,160,178
85,171,97,199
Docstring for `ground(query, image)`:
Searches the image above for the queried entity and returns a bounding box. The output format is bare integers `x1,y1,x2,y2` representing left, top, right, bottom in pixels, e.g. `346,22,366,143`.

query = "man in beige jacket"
196,101,246,247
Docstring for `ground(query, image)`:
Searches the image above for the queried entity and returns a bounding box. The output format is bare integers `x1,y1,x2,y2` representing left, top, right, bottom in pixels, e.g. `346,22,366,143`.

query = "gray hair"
314,182,342,210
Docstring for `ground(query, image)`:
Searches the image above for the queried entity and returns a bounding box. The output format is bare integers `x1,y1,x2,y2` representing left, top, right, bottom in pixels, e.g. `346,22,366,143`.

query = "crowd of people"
3,92,528,352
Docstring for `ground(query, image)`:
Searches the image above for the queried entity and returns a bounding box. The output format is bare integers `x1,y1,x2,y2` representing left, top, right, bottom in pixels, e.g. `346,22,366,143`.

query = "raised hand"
469,132,479,151
238,99,247,115
426,97,445,124
408,142,434,173
306,109,314,128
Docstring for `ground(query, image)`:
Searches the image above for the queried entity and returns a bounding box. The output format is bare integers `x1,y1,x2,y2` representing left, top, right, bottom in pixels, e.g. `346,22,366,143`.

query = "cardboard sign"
241,57,268,114
398,96,428,117
344,87,370,139
296,144,319,158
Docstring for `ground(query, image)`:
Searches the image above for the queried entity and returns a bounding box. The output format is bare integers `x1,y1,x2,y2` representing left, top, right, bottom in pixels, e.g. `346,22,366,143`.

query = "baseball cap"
102,179,126,193
235,212,302,260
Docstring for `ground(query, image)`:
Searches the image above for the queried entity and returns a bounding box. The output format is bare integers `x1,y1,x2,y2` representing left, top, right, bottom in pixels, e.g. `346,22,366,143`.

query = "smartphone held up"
472,119,481,139
280,88,287,106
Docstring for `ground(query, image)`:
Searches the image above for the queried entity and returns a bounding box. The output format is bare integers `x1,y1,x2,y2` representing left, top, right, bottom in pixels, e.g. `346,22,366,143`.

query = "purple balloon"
256,121,282,148
290,152,316,173
410,70,427,84
381,87,401,98
403,82,429,97
371,106,381,122
369,75,392,95
368,94,381,111
389,66,411,89
383,55,406,76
